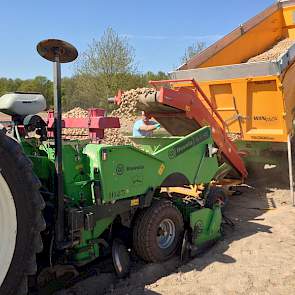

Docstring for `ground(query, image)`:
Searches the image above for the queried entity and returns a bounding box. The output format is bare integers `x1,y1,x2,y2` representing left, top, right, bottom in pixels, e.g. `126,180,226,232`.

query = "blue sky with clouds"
0,0,274,79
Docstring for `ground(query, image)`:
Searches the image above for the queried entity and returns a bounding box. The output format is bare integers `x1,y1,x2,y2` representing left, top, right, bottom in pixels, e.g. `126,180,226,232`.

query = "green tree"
0,78,22,96
17,76,53,107
61,76,79,110
76,27,136,108
143,71,169,84
181,41,206,64
0,76,53,108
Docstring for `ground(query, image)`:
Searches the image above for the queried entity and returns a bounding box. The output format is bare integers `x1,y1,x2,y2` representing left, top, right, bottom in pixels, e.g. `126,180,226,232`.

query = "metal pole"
37,39,78,247
53,56,64,244
287,135,294,206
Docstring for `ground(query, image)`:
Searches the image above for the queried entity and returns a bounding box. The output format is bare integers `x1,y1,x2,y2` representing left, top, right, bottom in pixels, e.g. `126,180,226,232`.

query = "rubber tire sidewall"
150,205,183,261
0,140,39,295
134,200,184,262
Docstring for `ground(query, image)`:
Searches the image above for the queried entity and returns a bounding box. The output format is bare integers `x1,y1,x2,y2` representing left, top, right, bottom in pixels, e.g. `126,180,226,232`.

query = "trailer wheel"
0,131,45,295
133,200,184,262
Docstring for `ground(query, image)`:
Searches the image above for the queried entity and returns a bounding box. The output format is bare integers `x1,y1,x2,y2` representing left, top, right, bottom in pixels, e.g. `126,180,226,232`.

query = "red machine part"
115,89,123,105
47,108,120,141
149,79,248,178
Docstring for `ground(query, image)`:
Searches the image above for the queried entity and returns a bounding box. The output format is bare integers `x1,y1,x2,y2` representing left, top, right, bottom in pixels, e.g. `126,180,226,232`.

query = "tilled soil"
247,38,295,63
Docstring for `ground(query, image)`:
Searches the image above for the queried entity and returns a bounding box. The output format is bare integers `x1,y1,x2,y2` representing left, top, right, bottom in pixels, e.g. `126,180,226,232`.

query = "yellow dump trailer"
172,0,295,143
171,0,295,202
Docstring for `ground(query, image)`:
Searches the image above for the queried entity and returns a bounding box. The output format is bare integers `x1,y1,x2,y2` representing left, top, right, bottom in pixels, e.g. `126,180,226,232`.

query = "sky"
0,0,274,80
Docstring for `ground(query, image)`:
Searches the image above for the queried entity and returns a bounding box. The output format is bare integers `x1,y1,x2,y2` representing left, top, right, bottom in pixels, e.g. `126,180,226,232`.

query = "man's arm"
139,121,161,132
139,124,159,132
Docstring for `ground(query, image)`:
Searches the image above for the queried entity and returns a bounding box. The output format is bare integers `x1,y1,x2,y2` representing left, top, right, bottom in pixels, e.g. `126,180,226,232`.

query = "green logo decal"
115,164,125,175
168,148,177,159
168,129,210,159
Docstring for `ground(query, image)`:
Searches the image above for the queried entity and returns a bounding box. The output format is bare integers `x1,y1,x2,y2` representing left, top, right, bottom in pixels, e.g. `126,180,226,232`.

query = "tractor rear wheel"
133,200,184,262
0,130,45,295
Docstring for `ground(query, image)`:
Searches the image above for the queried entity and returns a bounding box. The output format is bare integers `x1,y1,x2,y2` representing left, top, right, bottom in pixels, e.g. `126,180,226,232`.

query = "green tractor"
0,40,236,294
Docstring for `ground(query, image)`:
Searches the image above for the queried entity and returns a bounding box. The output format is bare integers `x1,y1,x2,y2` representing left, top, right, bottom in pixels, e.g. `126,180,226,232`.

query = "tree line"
0,71,168,111
0,28,205,111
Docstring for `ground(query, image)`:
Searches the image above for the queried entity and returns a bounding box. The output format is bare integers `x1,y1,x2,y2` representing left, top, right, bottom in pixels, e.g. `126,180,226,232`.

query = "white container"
0,92,46,116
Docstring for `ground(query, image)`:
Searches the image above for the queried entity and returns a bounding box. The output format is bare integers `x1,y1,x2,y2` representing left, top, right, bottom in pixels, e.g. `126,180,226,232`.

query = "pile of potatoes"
62,88,155,144
62,107,89,139
247,38,295,62
103,88,155,145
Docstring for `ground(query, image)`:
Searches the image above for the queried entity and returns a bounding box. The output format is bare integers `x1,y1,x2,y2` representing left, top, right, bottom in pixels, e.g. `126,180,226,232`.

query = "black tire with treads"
133,200,184,262
0,130,45,295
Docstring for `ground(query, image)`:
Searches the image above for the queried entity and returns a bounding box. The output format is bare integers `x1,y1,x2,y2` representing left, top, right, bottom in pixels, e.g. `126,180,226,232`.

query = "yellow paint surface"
176,4,295,143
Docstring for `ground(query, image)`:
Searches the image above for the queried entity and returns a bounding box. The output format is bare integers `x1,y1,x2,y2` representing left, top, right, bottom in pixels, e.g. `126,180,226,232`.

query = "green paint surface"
190,206,222,247
84,127,220,203
20,127,223,264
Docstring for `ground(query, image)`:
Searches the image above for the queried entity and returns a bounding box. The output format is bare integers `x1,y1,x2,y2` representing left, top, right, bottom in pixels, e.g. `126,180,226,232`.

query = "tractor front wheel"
133,200,184,262
0,131,45,295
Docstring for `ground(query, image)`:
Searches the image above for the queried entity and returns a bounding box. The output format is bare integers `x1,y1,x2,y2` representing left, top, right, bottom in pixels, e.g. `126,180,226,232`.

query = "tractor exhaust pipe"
37,39,78,248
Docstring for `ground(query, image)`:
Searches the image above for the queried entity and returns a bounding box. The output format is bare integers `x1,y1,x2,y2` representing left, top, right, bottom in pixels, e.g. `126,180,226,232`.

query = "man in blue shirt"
133,112,160,137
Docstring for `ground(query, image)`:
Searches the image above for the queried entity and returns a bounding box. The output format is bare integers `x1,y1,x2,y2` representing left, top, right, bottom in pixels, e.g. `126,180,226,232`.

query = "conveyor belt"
137,79,248,178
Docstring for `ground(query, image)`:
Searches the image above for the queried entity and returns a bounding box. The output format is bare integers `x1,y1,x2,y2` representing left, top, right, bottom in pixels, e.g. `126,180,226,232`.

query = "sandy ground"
145,190,295,295
53,167,295,295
